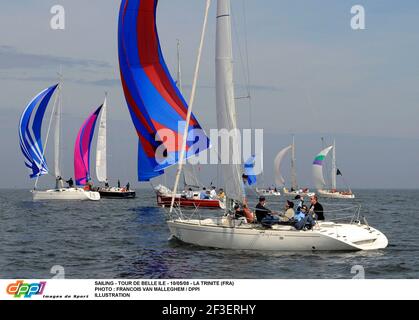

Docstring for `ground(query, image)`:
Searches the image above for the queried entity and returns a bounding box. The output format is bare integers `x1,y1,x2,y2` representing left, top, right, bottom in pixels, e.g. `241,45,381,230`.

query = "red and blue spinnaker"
19,84,59,178
118,0,210,182
74,106,103,186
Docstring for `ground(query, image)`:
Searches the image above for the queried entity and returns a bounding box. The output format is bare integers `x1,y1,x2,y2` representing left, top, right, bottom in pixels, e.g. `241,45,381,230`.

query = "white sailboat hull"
282,188,315,197
167,219,387,251
318,189,355,199
256,188,281,197
32,188,100,201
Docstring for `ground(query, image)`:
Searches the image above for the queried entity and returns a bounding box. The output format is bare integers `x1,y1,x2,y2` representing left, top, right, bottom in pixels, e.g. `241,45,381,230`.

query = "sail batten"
118,0,209,182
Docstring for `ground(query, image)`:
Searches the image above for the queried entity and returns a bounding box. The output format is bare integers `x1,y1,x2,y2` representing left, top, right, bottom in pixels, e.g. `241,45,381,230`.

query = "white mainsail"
216,0,244,203
96,96,107,183
274,145,292,187
331,139,337,190
312,146,333,190
290,136,298,190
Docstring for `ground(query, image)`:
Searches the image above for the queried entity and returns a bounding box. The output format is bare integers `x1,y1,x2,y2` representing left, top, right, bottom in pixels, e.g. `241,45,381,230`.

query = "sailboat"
279,137,313,197
94,96,136,198
19,83,100,201
159,0,386,251
154,40,224,209
313,141,355,199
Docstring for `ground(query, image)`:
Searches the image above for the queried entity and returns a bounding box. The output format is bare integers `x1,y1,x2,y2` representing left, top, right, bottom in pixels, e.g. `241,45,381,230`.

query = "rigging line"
231,0,253,129
339,172,352,193
242,0,253,130
170,0,211,213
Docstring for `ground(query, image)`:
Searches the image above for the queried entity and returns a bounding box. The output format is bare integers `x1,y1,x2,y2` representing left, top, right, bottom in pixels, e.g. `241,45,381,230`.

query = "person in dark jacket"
255,197,279,227
309,195,325,221
66,178,74,188
255,196,271,222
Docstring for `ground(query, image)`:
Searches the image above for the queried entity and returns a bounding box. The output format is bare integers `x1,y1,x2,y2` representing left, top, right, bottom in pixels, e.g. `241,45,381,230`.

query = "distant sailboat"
94,96,136,198
20,83,100,201
279,137,313,197
312,141,355,199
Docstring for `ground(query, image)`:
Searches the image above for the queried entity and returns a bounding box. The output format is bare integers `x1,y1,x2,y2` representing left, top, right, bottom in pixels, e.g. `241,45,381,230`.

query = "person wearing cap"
294,205,316,230
294,195,304,211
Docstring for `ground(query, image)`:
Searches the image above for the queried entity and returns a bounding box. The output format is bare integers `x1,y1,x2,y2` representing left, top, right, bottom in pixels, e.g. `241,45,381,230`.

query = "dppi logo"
6,280,46,298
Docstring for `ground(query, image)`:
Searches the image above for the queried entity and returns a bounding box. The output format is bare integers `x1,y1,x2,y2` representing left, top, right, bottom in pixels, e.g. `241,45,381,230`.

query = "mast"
332,139,337,190
54,84,61,180
291,135,297,190
96,94,108,183
216,0,244,205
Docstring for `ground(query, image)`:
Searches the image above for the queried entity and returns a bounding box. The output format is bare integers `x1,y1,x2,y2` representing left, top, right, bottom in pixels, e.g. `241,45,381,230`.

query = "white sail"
53,85,61,178
96,96,107,183
312,146,333,190
274,145,292,187
216,0,244,203
291,136,298,190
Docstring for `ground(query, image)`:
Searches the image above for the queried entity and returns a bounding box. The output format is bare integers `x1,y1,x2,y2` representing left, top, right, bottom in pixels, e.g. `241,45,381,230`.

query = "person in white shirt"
186,188,194,199
210,186,217,199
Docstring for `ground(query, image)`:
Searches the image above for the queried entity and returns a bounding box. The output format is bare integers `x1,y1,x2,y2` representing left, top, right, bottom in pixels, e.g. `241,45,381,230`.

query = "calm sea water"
0,189,417,279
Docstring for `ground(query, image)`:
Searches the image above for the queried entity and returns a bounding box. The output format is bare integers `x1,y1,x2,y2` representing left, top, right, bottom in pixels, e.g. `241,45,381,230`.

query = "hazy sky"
1,0,418,189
